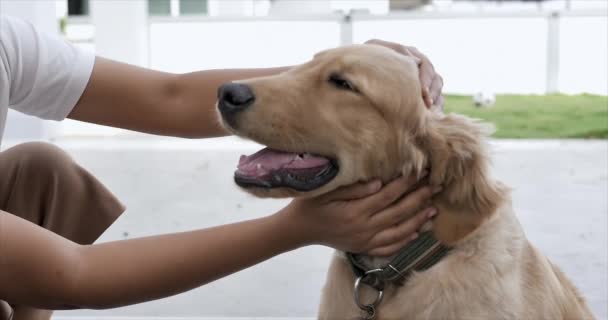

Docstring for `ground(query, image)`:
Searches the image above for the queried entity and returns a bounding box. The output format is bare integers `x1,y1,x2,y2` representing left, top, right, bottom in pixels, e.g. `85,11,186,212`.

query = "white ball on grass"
473,92,496,108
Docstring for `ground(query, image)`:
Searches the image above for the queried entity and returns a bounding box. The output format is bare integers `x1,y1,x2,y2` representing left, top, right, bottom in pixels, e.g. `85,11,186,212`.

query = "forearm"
68,57,289,139
71,213,303,309
0,209,305,309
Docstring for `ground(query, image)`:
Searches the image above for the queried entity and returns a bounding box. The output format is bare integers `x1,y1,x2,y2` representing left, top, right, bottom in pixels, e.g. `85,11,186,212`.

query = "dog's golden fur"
221,45,594,319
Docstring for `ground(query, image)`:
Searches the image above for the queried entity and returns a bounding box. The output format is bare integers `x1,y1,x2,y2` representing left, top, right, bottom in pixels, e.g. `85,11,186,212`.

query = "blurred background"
1,0,606,319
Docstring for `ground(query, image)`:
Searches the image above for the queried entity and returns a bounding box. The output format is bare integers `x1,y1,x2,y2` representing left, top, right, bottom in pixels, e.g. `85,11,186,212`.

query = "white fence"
145,11,608,95
65,10,608,96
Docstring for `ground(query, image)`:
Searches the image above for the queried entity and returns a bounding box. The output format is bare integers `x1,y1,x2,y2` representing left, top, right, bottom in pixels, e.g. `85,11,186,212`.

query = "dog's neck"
417,113,509,245
354,113,509,272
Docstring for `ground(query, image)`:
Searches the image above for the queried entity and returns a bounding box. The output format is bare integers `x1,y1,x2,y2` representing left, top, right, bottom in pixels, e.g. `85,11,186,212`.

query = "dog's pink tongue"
237,147,329,178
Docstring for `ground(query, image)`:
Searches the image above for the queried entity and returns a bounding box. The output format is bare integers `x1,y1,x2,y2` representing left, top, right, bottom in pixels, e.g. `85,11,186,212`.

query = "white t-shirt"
0,15,95,145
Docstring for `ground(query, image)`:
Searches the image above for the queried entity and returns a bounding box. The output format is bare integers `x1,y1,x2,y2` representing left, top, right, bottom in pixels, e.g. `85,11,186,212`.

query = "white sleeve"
0,15,95,120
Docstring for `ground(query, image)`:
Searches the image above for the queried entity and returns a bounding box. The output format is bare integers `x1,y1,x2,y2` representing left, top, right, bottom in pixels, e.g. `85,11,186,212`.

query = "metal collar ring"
353,268,384,318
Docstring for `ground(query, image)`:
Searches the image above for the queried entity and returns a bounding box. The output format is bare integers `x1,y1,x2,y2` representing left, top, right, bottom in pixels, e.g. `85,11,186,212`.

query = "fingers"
360,172,426,214
429,74,444,107
365,39,403,53
403,45,425,59
367,207,437,256
419,60,435,93
366,40,423,66
422,86,433,108
401,46,434,88
322,179,382,202
435,95,445,111
369,184,439,228
364,39,442,109
403,47,422,65
407,49,436,108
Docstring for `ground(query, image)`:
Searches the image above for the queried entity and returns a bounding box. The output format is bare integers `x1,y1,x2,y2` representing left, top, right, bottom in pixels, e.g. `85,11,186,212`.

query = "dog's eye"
328,73,357,92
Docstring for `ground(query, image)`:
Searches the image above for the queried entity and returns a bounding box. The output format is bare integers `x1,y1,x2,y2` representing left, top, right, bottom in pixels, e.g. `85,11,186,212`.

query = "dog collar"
347,231,451,319
347,230,451,288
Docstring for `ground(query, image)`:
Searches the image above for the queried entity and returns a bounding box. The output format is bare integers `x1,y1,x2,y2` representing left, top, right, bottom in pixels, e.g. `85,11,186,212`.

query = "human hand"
277,174,440,256
365,39,444,110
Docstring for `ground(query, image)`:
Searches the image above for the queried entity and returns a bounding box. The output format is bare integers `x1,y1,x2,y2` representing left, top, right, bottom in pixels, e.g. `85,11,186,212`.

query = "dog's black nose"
218,83,255,116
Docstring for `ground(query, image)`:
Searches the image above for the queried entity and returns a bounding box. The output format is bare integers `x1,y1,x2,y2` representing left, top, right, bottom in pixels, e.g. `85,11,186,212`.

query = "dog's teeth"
315,166,329,177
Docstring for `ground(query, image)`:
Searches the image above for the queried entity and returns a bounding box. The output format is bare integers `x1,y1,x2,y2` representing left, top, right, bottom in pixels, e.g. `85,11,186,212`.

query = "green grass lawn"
444,94,608,139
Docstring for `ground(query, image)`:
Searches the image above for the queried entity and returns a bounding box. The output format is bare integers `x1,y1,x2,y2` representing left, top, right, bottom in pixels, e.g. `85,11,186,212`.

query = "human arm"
68,57,289,138
0,15,270,138
0,175,436,309
68,42,443,138
2,15,441,138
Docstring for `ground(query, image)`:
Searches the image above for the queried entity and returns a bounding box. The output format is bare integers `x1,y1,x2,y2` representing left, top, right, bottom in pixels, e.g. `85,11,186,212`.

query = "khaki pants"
0,142,125,320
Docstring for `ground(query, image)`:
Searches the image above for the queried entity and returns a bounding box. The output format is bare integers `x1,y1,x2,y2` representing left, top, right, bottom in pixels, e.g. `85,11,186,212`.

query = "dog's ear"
424,114,494,187
400,137,426,180
418,113,507,243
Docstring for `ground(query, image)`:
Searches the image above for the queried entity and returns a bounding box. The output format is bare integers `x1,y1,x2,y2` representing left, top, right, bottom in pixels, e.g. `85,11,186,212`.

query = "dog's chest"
323,254,522,320
376,264,524,319
322,225,527,319
377,225,526,318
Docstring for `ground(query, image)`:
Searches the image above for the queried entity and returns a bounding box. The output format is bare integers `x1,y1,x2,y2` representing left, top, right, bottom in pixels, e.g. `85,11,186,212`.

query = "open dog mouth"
235,147,339,191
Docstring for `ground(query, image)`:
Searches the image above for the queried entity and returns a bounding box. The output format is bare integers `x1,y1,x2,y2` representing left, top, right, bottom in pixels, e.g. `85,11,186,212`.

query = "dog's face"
217,44,428,198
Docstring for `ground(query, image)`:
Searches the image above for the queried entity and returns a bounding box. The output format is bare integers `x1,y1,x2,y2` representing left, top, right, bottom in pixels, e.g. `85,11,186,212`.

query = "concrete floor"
10,137,602,320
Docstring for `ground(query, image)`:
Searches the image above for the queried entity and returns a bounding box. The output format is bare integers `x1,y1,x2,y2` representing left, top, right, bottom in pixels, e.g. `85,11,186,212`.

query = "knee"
7,142,75,177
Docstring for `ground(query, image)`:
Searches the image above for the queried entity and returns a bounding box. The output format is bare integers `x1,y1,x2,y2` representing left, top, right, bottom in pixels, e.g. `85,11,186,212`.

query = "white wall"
353,16,549,94
208,0,255,16
559,16,608,94
268,0,331,15
149,20,340,72
91,0,148,67
145,13,607,95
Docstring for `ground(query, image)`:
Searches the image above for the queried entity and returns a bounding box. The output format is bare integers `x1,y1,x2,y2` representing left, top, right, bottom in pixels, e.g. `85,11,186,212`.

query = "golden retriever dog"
216,44,594,319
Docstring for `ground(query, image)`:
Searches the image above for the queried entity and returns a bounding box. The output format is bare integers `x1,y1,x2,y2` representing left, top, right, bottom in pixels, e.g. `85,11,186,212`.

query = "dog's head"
218,44,435,198
217,45,504,240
